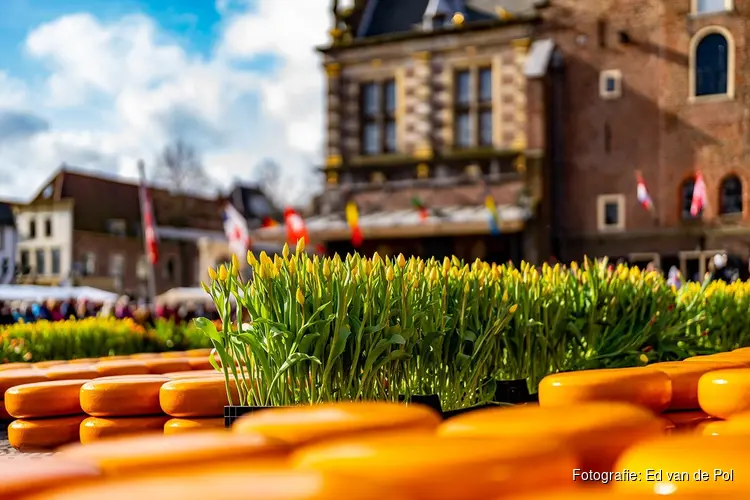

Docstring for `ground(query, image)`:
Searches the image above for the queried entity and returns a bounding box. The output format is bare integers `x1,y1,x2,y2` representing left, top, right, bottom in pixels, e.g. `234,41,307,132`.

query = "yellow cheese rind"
164,417,225,434
80,378,167,417
6,379,89,418
8,415,85,450
79,416,170,444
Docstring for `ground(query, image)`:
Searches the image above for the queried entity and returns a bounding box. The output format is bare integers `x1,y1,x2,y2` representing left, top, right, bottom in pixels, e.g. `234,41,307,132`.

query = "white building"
0,203,17,285
15,199,73,285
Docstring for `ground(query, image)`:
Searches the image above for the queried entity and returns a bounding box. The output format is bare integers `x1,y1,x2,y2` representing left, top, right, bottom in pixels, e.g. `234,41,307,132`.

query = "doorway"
679,249,725,282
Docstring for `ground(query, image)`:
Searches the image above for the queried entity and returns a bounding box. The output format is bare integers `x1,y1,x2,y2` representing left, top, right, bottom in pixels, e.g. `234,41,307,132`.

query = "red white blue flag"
691,171,706,217
636,172,653,211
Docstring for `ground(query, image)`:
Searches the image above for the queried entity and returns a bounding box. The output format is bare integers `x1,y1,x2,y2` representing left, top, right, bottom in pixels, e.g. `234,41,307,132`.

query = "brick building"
256,0,551,263
541,0,749,278
15,167,224,295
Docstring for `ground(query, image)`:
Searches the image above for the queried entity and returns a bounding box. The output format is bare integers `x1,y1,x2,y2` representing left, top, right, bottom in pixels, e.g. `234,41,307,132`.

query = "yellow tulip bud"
396,254,406,269
509,304,518,314
639,354,649,364
208,267,217,280
296,288,305,305
386,266,394,281
502,290,509,302
418,260,425,273
231,254,240,272
296,237,306,254
323,260,331,278
429,267,438,283
373,253,381,265
306,260,314,273
282,243,290,259
247,251,258,267
288,258,296,274
218,264,228,281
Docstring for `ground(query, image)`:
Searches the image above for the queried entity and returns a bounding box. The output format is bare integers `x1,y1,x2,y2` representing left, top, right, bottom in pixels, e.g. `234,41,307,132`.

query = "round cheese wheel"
68,358,100,365
143,358,193,374
130,353,161,359
684,355,750,367
164,418,225,434
163,370,222,379
160,378,239,417
94,360,150,377
538,367,671,412
699,368,750,418
8,415,85,450
293,435,576,498
58,430,287,475
17,470,407,500
0,369,50,395
45,365,98,381
649,362,743,410
79,416,171,444
439,402,664,473
33,360,67,369
160,351,187,358
614,434,750,493
233,402,441,447
701,411,750,436
6,379,89,418
0,457,100,499
80,377,167,417
0,362,33,372
97,356,131,361
185,348,213,358
187,357,214,370
662,410,713,430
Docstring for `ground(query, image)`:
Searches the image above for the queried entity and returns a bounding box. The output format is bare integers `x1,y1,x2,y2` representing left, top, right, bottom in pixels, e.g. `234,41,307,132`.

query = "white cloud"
0,1,331,205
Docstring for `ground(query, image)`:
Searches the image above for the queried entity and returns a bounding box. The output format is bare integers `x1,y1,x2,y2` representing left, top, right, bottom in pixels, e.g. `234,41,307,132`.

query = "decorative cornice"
324,62,342,77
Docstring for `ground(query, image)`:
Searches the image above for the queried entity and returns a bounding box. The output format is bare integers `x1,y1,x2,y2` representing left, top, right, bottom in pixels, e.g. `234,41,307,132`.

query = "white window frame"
691,0,732,15
599,70,622,100
50,247,61,276
597,194,626,232
83,252,96,276
107,219,127,236
109,253,125,278
688,26,735,102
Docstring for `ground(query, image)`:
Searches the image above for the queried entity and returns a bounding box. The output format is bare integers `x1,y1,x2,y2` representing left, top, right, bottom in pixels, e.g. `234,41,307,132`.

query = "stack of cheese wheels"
79,376,170,443
438,402,665,472
56,431,288,476
17,469,409,500
0,369,49,421
33,360,68,369
93,360,150,377
5,379,91,450
159,376,233,434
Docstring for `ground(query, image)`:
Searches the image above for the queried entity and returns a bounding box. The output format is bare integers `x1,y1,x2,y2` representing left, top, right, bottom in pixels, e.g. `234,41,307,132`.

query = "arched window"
681,179,701,219
719,175,743,215
693,31,731,97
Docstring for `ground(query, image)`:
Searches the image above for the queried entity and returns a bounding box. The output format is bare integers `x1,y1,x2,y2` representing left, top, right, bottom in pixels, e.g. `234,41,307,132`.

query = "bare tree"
252,159,285,207
154,139,214,195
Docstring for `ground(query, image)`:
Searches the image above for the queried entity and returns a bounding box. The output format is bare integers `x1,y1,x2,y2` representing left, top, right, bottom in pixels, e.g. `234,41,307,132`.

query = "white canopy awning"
0,285,119,302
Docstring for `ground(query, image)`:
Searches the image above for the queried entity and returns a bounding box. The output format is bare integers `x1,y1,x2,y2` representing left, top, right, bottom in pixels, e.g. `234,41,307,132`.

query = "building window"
693,0,731,15
692,29,731,98
680,179,702,219
360,79,397,155
28,218,36,239
83,252,96,276
109,253,125,277
453,67,493,148
44,218,52,237
596,194,625,232
719,174,743,215
51,248,61,275
164,257,176,282
107,219,127,236
35,249,45,275
19,250,29,273
599,70,622,99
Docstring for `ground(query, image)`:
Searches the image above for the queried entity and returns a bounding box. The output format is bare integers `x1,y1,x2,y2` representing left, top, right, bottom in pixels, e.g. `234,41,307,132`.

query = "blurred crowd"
0,296,220,326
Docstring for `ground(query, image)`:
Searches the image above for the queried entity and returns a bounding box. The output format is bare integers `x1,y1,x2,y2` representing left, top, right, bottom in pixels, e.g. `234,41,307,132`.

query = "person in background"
46,299,64,321
667,266,682,289
31,301,51,321
99,301,114,318
0,301,14,325
59,299,76,320
114,296,133,320
76,299,90,319
21,302,35,323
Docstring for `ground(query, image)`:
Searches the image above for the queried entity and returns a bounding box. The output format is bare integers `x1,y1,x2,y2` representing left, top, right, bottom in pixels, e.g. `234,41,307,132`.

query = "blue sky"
0,0,327,202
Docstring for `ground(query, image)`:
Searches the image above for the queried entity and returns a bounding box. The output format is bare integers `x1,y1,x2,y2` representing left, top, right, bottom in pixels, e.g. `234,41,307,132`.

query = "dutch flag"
223,203,251,259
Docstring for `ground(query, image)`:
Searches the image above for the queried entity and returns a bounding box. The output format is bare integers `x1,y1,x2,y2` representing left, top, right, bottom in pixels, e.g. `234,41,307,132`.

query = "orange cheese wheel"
130,353,161,359
0,400,11,420
45,365,98,381
439,402,664,473
185,348,213,358
6,379,89,418
0,369,50,395
163,369,222,379
233,402,441,446
80,377,167,417
505,491,749,499
58,430,287,475
33,360,67,369
700,411,750,436
684,355,750,367
160,378,239,418
0,457,100,499
699,368,750,418
187,357,214,370
18,470,406,500
160,351,187,358
143,358,193,374
0,362,33,372
8,415,85,450
79,416,171,444
68,358,100,364
94,360,150,377
97,356,131,361
293,435,576,499
164,418,226,434
538,367,671,412
649,362,743,410
662,410,713,431
614,434,750,493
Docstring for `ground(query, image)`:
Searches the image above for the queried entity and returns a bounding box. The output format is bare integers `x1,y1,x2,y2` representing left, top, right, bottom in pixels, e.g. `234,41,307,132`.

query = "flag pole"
137,160,157,310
